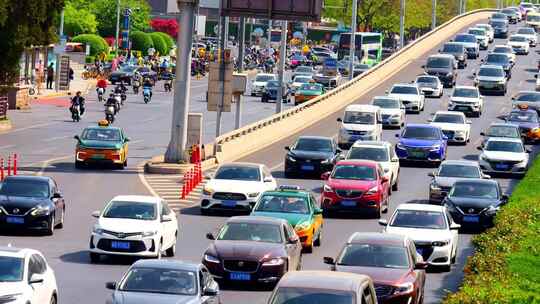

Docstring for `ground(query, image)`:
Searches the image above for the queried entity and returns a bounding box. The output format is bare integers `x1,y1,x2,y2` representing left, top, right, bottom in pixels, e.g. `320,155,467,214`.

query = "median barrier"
212,9,496,164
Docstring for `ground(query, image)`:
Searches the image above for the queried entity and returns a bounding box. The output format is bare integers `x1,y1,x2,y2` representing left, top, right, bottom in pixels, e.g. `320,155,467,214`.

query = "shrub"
149,32,168,56
150,18,178,38
154,32,175,52
130,31,154,56
72,34,109,56
85,55,95,64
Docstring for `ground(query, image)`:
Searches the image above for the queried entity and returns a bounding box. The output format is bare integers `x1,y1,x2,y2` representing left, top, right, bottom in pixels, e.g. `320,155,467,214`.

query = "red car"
321,160,390,218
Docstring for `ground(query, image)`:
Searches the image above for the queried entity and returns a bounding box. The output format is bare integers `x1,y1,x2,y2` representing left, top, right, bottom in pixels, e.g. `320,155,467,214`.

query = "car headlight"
30,205,50,217
432,239,450,246
391,114,401,118
92,225,104,235
248,192,260,198
203,186,214,196
286,155,296,162
455,130,466,136
480,154,489,161
396,143,405,150
497,79,506,84
366,186,378,195
393,282,414,295
485,205,500,215
430,144,441,151
262,258,285,266
323,184,333,192
142,230,157,237
204,254,220,263
321,158,332,164
430,182,441,191
0,293,22,302
295,221,311,231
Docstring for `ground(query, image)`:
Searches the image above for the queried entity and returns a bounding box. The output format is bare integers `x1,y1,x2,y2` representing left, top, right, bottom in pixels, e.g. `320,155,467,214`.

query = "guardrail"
0,96,7,120
210,8,497,164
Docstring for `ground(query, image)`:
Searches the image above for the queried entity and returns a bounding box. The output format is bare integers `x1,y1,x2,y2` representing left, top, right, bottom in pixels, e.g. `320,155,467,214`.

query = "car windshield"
270,287,353,304
0,257,24,282
255,75,274,82
508,111,538,123
490,21,507,27
390,86,418,95
449,182,498,199
469,29,484,36
373,98,400,108
267,81,280,88
417,76,438,84
433,114,465,124
294,76,311,83
291,55,305,61
81,128,121,141
0,179,49,198
442,44,463,52
120,66,136,72
515,93,540,102
356,64,369,69
331,164,376,181
501,9,515,15
478,67,504,77
217,222,283,243
492,13,507,19
486,125,520,138
300,84,322,91
438,164,481,178
487,54,509,64
337,243,409,269
455,34,476,43
296,67,312,73
485,140,524,152
255,195,309,214
427,57,451,68
528,15,540,22
518,28,535,35
214,166,261,181
493,47,511,54
343,111,375,124
453,88,479,98
294,138,333,152
348,147,389,162
402,127,440,140
102,201,157,220
510,36,528,42
120,268,197,295
390,210,447,229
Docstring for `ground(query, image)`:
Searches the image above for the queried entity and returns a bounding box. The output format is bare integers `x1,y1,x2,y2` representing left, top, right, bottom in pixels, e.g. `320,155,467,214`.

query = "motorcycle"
143,87,152,104
132,80,140,94
97,88,105,102
164,80,173,92
113,94,122,112
120,93,126,106
104,104,115,124
71,105,81,122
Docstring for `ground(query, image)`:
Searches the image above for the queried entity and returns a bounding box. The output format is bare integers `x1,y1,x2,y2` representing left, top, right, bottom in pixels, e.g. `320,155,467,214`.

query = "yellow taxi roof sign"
98,119,110,127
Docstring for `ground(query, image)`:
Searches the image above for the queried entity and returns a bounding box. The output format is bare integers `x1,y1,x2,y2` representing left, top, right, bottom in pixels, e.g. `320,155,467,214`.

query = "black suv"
422,54,457,87
440,42,467,69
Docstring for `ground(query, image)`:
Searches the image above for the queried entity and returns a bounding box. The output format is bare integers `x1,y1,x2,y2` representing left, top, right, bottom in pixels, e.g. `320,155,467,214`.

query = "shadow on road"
19,162,139,175
59,250,136,266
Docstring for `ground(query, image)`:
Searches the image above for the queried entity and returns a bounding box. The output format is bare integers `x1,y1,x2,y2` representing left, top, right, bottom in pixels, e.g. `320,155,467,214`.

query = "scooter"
105,104,115,124
143,87,152,104
132,80,140,94
97,88,105,102
113,93,122,112
71,105,81,122
164,79,173,92
120,92,127,106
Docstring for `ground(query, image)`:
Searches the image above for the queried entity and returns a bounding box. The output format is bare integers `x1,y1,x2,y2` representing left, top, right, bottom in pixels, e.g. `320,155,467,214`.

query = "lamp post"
400,0,405,49
349,0,358,81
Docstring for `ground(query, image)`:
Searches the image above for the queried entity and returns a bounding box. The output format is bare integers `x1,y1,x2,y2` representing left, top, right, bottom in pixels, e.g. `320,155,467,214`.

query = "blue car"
262,80,288,103
395,124,448,164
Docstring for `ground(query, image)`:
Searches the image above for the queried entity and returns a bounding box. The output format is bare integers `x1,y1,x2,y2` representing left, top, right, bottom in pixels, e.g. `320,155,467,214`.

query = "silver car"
428,160,489,203
106,260,220,304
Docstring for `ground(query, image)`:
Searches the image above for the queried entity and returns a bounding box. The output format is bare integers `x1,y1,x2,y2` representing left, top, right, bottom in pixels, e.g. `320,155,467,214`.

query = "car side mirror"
526,148,532,153
385,90,389,94
414,261,429,270
421,65,426,69
285,146,291,151
427,118,433,122
288,235,299,244
105,282,117,290
206,232,215,240
321,172,331,180
74,135,81,142
161,215,173,223
336,148,342,154
314,208,323,215
378,219,388,226
91,210,101,218
29,274,44,284
52,192,62,199
264,177,273,183
450,223,461,230
323,256,335,265
477,146,483,151
480,132,485,136
442,135,448,140
428,172,436,177
336,117,342,122
466,120,472,124
204,173,213,180
391,157,399,163
124,137,130,142
501,194,509,203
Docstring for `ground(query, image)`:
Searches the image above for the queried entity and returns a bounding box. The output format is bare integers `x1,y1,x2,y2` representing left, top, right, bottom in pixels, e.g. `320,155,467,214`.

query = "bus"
338,32,383,66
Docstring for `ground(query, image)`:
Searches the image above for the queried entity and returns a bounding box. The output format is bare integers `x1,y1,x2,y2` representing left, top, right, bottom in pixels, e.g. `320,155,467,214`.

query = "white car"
251,73,276,96
289,75,313,95
345,141,400,191
507,34,530,55
379,203,460,272
475,23,495,42
0,246,58,304
337,104,383,148
89,195,179,262
387,83,425,113
448,86,484,117
468,27,489,50
371,96,405,128
429,111,471,144
200,162,277,213
478,137,530,176
491,45,516,64
516,27,538,46
415,75,444,98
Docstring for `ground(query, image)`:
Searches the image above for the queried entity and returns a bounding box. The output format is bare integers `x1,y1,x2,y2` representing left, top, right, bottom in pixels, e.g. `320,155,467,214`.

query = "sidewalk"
32,75,93,101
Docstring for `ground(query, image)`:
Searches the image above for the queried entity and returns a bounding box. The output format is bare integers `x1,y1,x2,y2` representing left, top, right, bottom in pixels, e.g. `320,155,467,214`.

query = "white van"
337,104,382,149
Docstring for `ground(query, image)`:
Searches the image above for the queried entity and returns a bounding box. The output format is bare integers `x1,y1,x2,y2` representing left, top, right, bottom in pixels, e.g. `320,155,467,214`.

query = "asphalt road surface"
1,20,538,304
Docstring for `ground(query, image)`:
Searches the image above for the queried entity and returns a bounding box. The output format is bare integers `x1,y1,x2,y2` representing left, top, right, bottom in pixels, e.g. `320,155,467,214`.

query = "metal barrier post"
7,155,11,176
13,154,17,176
0,158,4,181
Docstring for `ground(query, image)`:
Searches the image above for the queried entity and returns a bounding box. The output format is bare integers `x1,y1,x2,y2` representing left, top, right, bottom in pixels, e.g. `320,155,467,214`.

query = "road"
1,20,538,304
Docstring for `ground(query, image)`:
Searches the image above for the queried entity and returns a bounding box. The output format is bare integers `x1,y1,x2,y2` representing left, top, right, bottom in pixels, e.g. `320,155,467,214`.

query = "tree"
0,0,64,88
72,34,109,56
130,31,153,55
150,18,179,38
154,32,175,51
90,0,151,37
64,2,97,37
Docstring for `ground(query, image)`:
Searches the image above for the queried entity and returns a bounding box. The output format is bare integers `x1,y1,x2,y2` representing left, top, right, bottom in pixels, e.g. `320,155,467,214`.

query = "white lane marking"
42,135,72,142
0,144,16,151
5,121,61,134
32,155,73,176
137,163,160,197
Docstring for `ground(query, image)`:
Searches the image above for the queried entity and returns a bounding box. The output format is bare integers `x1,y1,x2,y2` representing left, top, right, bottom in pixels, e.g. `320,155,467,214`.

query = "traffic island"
144,155,217,174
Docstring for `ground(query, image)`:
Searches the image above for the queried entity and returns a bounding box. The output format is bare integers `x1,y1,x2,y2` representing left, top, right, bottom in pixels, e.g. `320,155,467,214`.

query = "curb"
0,119,12,132
143,155,217,175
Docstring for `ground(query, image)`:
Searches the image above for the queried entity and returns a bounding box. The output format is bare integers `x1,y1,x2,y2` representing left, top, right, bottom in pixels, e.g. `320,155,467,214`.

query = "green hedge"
72,34,109,56
444,155,540,303
148,32,168,56
130,31,154,56
154,32,174,52
85,55,95,64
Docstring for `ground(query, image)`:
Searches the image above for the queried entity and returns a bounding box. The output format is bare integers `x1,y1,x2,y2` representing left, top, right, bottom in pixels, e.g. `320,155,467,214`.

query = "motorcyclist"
142,77,153,99
71,91,85,116
114,81,127,94
96,78,107,93
105,93,119,114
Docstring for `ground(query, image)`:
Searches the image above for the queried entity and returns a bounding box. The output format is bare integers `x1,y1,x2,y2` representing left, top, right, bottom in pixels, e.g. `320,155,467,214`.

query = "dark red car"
202,216,302,286
324,232,427,304
320,160,390,218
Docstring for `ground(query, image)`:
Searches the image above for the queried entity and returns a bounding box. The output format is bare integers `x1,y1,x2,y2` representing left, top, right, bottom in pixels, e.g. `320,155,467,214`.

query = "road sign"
221,0,323,22
207,62,233,112
58,56,70,91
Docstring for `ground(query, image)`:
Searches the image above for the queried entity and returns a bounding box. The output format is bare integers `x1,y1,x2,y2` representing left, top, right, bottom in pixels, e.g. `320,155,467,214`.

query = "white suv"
478,137,529,176
89,195,179,262
387,83,425,113
337,104,383,149
0,246,58,304
429,111,471,144
448,86,484,117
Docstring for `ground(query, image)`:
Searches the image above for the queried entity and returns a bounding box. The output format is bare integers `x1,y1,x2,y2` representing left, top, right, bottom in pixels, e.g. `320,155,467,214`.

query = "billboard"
221,0,322,22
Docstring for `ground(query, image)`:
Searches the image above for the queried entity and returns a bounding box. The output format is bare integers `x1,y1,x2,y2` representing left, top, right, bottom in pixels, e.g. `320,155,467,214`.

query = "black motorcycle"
70,105,81,122
132,79,140,94
104,104,115,124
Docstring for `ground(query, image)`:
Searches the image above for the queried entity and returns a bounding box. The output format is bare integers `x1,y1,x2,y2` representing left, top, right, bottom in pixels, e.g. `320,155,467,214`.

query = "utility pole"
400,0,405,49
235,17,246,129
267,19,272,54
59,9,65,37
164,0,198,163
431,0,437,30
115,0,121,55
349,0,358,81
215,15,228,138
276,20,287,114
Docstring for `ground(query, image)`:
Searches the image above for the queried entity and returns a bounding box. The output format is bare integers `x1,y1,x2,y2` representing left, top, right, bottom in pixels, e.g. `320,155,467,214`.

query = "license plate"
230,272,251,281
463,215,479,223
456,106,470,111
111,241,130,249
6,216,24,224
222,200,237,207
341,200,356,207
301,165,315,171
410,151,426,158
92,154,105,159
495,164,509,170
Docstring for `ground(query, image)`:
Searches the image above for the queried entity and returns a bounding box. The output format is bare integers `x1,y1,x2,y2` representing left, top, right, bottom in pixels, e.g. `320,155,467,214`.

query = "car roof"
345,104,380,112
443,41,465,46
485,137,523,143
392,83,418,88
416,75,439,79
336,159,379,167
373,95,400,100
348,232,408,247
454,85,477,90
297,135,332,141
0,246,36,258
405,123,440,129
3,175,52,183
131,259,201,272
488,122,519,128
468,27,485,31
434,110,466,116
429,54,454,59
351,140,391,148
85,125,122,131
493,44,512,49
277,271,371,291
218,162,262,169
228,215,287,226
440,160,480,167
111,195,161,204
396,203,445,212
256,73,275,77
480,64,504,70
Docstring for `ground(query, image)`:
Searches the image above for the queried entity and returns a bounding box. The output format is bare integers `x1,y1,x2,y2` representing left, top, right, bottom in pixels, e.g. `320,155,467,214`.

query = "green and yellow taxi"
294,82,325,106
74,120,130,169
251,186,323,252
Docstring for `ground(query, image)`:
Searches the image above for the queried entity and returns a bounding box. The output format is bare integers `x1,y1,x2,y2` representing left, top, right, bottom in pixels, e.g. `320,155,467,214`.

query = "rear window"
427,57,452,69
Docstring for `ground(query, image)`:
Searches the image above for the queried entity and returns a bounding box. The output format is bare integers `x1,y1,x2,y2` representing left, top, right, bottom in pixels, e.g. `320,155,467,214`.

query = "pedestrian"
46,63,54,89
69,67,74,84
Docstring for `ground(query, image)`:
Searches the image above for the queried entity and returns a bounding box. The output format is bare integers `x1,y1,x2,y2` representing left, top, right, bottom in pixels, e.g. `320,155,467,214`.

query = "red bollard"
6,155,11,176
0,158,4,181
190,168,196,191
13,154,17,176
194,165,200,187
180,173,187,199
198,162,202,183
187,169,193,193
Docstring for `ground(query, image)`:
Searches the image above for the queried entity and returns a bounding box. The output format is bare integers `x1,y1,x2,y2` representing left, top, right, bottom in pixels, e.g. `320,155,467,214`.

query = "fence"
0,96,7,120
0,153,18,181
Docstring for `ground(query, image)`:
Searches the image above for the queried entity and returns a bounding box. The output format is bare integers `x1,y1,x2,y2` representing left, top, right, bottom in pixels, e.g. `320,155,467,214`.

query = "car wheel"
392,175,399,191
314,228,322,247
451,252,457,264
166,240,176,257
373,205,382,219
57,208,65,229
156,241,163,259
304,235,314,254
50,294,57,304
75,161,84,169
382,196,389,213
46,214,55,236
89,252,100,263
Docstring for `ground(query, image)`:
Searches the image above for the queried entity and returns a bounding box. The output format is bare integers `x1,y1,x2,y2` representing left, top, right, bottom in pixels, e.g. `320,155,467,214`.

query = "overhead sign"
221,0,323,22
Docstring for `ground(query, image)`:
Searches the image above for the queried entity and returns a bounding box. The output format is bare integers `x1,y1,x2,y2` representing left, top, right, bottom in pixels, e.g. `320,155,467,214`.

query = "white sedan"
415,75,444,98
371,96,405,128
508,34,530,55
516,27,538,46
478,138,530,176
251,73,277,96
379,203,460,272
429,111,471,144
89,195,179,262
387,83,425,113
201,162,277,214
0,246,58,304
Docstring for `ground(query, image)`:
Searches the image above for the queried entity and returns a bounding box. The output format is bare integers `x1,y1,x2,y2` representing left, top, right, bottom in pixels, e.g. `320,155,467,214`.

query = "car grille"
213,192,247,201
374,284,394,297
381,114,391,120
415,242,434,261
336,190,363,198
223,260,259,273
488,160,520,168
405,147,431,158
102,230,142,238
2,206,33,215
456,206,485,215
466,47,476,53
96,239,148,253
348,130,367,135
442,130,455,139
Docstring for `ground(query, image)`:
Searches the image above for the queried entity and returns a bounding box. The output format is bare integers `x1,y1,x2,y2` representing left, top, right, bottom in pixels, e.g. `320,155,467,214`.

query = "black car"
500,8,519,24
262,80,288,103
483,53,512,78
443,179,507,228
440,42,467,69
109,65,138,85
284,136,341,178
489,19,509,38
422,54,457,88
0,176,66,235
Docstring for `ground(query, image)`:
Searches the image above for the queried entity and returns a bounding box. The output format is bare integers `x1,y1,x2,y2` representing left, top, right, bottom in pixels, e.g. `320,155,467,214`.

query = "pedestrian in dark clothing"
46,63,54,89
69,68,74,83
